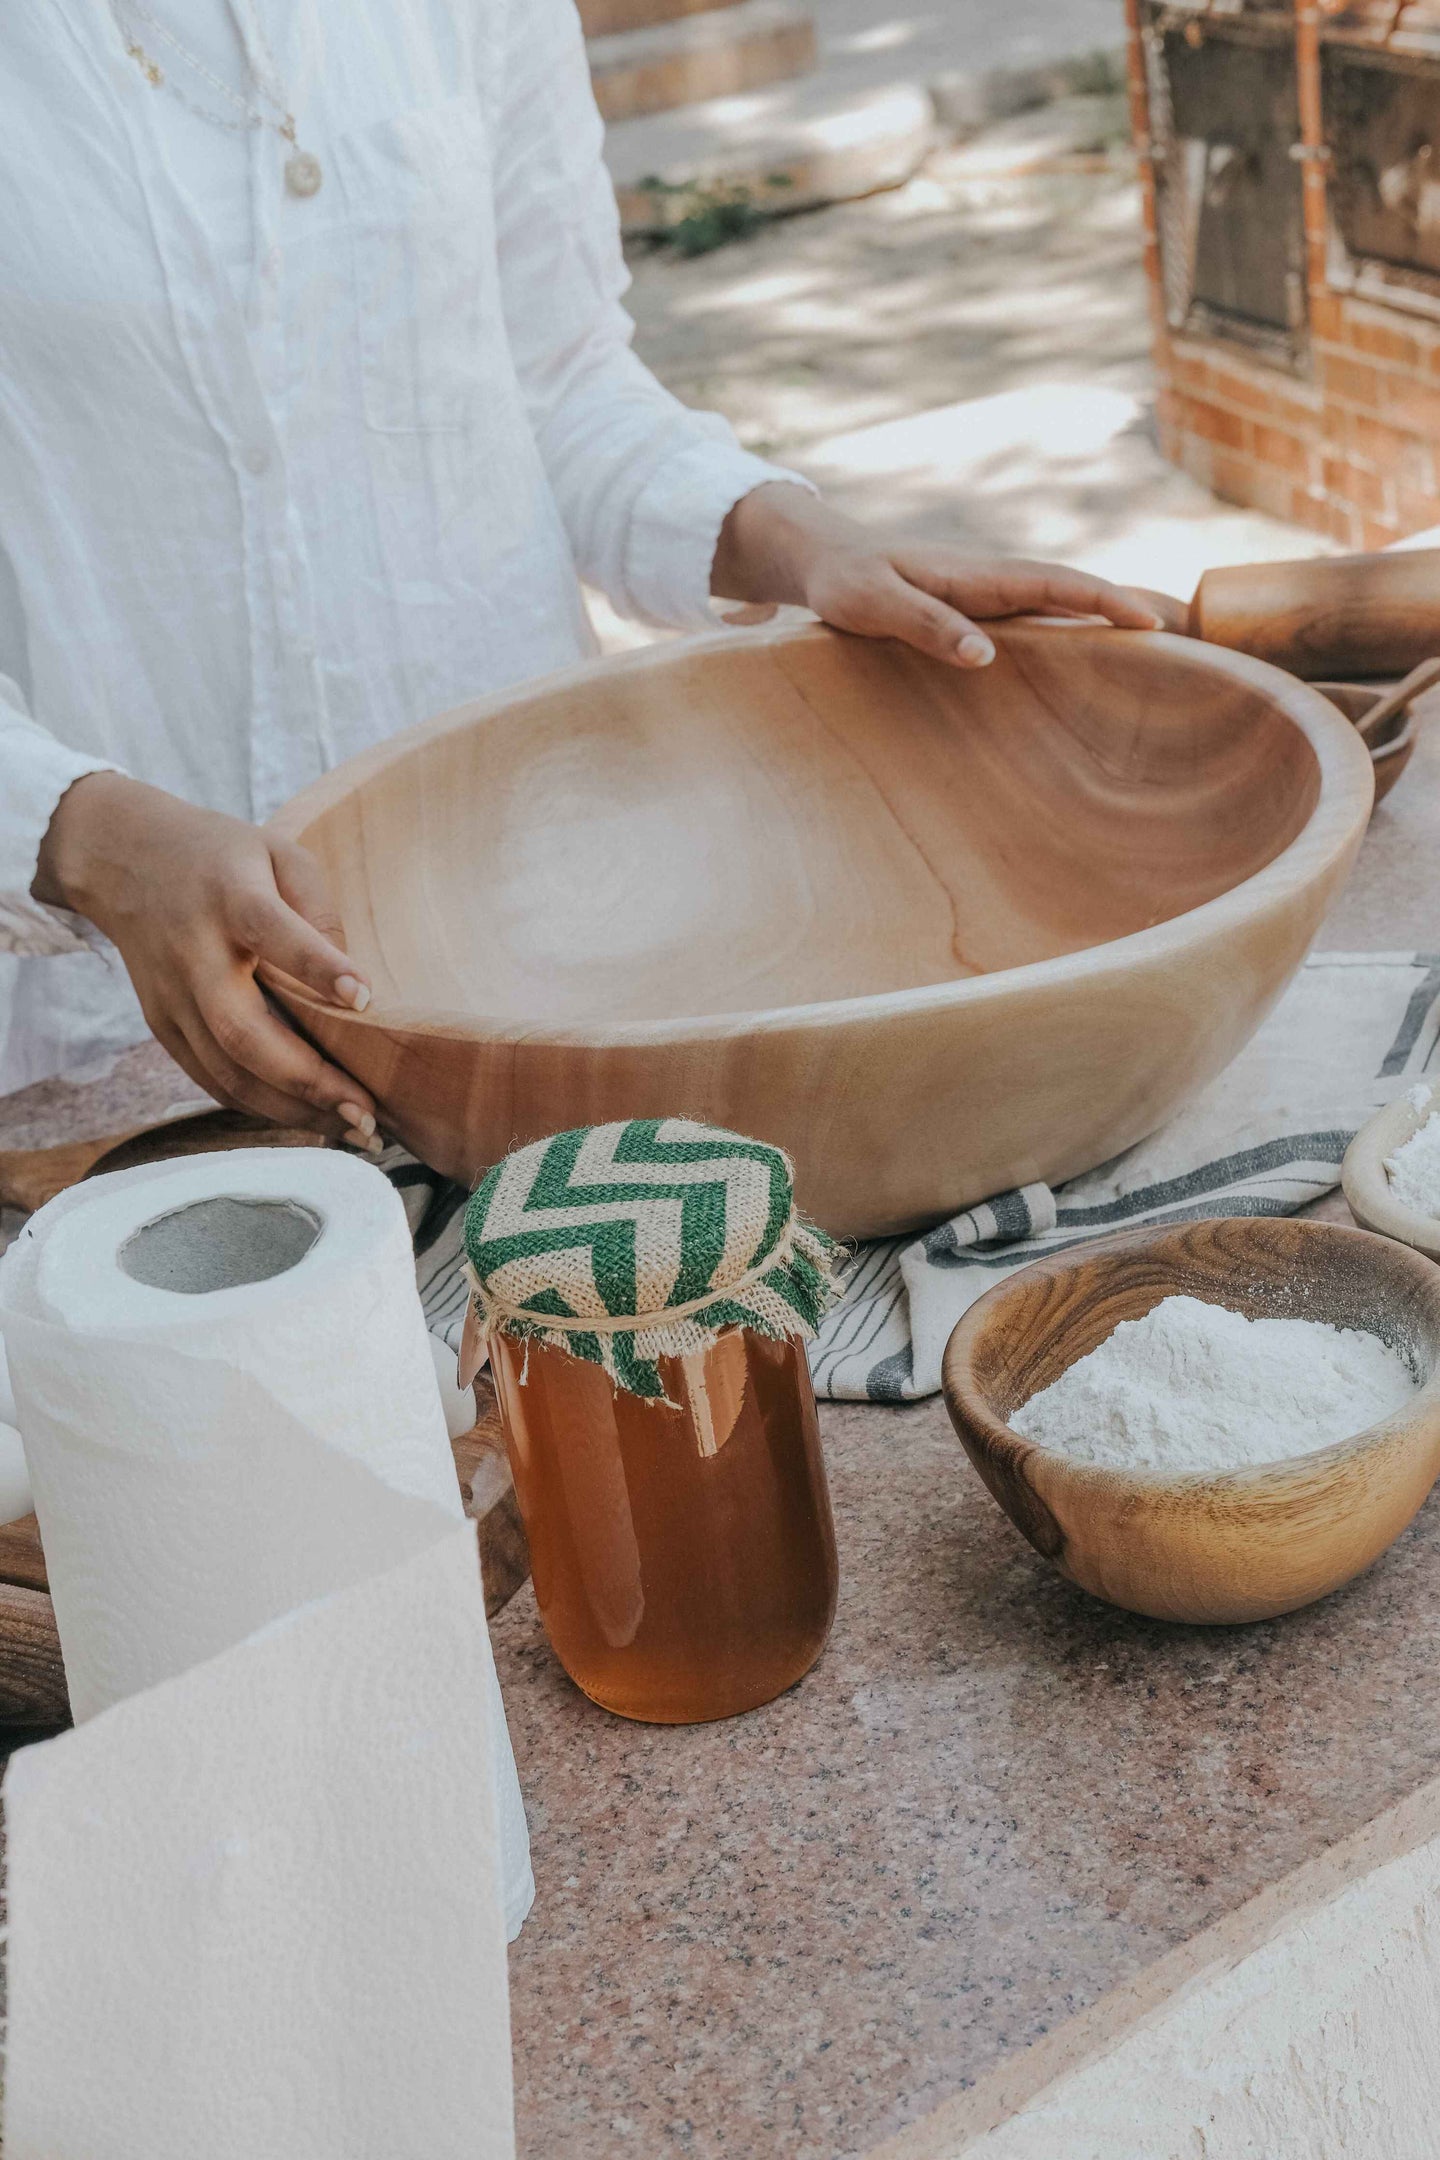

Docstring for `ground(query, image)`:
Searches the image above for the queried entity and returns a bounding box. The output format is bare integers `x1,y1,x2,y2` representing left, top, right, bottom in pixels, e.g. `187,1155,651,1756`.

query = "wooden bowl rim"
1312,681,1418,764
1343,1093,1440,1261
267,620,1376,1050
942,1216,1440,1498
1371,718,1417,765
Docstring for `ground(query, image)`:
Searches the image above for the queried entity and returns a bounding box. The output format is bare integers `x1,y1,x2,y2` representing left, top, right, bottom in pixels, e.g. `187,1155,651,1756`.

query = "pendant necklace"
111,0,323,197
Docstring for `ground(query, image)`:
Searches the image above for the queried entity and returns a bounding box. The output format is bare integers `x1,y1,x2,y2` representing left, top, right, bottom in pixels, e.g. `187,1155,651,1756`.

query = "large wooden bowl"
267,622,1373,1238
942,1218,1440,1625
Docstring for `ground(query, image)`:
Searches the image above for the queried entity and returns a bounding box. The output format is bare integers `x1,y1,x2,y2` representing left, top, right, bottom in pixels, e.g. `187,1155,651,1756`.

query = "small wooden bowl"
942,1217,1440,1625
1314,680,1419,810
1343,1092,1440,1263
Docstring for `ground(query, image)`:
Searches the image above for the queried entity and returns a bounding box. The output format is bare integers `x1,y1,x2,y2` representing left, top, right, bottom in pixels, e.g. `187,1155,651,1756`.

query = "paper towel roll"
0,1327,15,1423
0,1419,33,1524
0,1149,533,2160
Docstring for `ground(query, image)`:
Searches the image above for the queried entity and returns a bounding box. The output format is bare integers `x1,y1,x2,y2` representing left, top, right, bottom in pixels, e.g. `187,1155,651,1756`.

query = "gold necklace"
112,1,322,198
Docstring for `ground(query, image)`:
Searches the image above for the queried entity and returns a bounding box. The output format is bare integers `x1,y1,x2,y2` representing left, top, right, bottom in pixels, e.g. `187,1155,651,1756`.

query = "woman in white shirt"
3,0,1158,1143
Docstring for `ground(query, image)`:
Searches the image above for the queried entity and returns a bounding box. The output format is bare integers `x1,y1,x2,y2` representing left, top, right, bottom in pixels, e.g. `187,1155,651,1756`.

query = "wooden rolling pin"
1187,548,1440,680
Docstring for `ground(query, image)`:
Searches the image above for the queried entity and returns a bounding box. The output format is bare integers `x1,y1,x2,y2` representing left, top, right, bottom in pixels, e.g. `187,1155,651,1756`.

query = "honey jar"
463,1119,842,1723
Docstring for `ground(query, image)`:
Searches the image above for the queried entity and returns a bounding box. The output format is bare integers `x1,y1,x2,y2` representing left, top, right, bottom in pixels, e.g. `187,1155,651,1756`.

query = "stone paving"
604,112,1326,648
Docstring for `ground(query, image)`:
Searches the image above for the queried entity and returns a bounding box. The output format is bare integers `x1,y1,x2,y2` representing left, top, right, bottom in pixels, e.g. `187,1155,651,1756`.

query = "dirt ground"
625,109,1147,464
617,110,1324,605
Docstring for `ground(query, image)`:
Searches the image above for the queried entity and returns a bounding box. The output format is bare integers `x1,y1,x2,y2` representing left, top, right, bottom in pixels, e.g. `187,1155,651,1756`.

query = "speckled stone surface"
1,704,1437,2159
495,1386,1440,2159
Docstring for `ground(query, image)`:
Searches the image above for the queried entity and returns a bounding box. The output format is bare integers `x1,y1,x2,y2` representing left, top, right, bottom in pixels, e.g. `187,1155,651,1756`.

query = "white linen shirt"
0,0,802,1092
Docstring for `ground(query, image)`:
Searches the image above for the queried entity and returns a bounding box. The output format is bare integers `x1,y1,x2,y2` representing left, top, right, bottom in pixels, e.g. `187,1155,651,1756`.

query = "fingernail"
338,1104,375,1136
958,635,995,666
1146,613,1167,631
344,1130,385,1157
335,974,371,1013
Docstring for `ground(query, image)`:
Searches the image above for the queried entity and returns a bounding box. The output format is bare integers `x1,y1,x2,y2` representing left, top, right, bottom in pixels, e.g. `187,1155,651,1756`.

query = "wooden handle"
1355,655,1440,745
0,1581,69,1733
1192,548,1440,678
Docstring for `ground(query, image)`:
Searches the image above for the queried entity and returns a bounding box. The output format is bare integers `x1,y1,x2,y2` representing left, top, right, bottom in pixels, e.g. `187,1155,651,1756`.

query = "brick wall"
1128,0,1440,549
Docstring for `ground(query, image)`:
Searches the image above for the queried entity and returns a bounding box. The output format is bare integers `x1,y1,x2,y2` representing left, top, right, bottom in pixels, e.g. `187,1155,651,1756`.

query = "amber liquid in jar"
490,1326,838,1723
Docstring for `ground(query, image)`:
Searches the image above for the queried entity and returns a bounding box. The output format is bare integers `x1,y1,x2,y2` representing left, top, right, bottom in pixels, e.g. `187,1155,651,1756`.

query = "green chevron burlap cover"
462,1118,843,1400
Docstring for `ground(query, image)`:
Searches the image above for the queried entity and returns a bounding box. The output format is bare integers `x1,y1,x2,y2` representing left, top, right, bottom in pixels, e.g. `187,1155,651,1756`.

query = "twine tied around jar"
460,1118,845,1401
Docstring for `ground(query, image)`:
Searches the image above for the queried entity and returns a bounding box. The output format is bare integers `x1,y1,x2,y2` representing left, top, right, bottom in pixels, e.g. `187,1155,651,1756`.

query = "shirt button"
242,445,271,477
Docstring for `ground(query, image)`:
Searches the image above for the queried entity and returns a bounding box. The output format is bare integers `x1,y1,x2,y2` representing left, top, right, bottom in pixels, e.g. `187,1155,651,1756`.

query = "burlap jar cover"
461,1118,844,1401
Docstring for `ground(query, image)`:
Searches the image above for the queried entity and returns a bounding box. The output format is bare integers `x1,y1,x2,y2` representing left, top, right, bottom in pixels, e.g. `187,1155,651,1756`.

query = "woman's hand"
34,772,381,1150
712,483,1169,666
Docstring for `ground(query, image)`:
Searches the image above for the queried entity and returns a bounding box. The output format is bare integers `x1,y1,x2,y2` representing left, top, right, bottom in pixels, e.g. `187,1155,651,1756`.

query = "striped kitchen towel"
388,951,1440,1406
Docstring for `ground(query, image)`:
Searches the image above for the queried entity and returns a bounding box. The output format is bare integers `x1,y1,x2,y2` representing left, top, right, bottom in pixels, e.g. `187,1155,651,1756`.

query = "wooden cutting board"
0,1114,529,1739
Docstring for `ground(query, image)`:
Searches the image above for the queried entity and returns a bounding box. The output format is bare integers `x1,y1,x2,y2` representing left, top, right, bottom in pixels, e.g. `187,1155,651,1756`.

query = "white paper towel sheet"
0,1148,533,2160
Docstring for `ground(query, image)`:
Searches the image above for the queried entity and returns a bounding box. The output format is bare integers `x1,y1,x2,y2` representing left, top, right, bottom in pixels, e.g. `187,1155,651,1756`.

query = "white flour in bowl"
1012,1294,1417,1475
1386,1085,1440,1218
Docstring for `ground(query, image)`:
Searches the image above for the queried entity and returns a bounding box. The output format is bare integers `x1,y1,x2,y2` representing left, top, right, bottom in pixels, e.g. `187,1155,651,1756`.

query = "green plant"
1065,48,1128,98
638,173,793,258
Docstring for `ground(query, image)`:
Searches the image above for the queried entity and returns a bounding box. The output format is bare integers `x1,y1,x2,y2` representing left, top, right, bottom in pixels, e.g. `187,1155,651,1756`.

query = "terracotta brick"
1320,350,1382,409
1328,500,1368,549
1242,461,1308,524
1209,448,1255,505
1393,484,1440,537
1345,313,1426,372
1207,369,1280,418
1322,456,1392,519
1252,422,1311,478
1288,491,1356,547
1309,292,1347,344
1380,372,1440,438
1349,411,1435,492
1175,433,1214,492
1177,394,1249,454
1167,350,1210,396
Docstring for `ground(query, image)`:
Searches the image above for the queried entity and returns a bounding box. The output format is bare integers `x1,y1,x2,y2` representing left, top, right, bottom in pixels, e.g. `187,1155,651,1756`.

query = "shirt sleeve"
491,0,816,631
0,672,117,956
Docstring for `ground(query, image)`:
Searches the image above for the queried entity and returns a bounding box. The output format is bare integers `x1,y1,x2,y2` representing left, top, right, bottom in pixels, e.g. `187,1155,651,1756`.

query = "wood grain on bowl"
943,1218,1440,1626
267,621,1373,1238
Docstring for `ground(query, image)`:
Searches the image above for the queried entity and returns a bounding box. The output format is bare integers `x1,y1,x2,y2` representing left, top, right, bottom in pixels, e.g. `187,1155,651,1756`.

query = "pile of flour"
1386,1084,1440,1218
1012,1294,1417,1475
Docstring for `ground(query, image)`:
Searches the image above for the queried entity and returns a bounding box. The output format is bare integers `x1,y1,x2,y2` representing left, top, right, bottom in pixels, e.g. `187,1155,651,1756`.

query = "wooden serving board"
0,1115,529,1739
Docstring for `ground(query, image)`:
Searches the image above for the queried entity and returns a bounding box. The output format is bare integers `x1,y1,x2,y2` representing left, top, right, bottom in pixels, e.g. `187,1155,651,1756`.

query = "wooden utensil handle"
1355,655,1440,745
1191,549,1440,679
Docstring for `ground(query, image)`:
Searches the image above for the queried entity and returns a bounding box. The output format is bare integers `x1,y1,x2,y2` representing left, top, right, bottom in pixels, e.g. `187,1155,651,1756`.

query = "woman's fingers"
814,558,997,667
228,864,370,1013
899,553,1168,631
269,837,345,941
186,965,380,1145
38,777,382,1139
810,550,1174,670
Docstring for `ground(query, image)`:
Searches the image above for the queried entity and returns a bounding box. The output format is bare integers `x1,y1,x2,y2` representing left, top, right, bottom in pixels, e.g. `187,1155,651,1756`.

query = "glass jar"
490,1324,838,1723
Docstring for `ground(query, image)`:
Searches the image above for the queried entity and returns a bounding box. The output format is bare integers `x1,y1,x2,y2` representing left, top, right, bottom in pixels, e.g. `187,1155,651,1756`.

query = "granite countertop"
2,714,1438,2159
